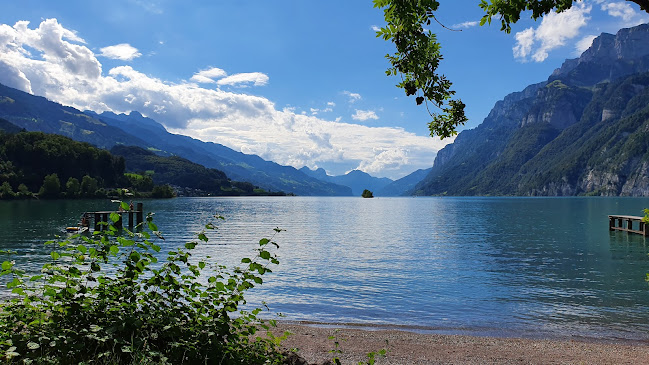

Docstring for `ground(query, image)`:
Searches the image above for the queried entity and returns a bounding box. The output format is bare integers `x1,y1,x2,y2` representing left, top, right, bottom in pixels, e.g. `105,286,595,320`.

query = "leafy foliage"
0,208,287,364
373,0,466,139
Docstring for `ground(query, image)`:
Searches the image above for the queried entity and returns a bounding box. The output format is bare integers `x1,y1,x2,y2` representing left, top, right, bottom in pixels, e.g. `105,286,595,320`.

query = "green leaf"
1,261,12,270
110,212,120,223
109,245,119,255
259,238,270,246
27,342,39,350
259,250,271,260
51,252,60,260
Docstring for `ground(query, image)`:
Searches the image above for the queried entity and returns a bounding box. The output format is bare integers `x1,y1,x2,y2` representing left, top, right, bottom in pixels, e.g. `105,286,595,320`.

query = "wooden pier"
87,202,144,232
608,215,649,237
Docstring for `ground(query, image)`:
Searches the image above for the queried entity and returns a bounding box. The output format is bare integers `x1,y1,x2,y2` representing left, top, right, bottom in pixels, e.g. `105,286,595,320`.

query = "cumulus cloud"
190,67,227,84
217,72,269,87
602,2,636,21
601,1,649,26
342,90,361,103
513,28,535,59
99,43,142,61
357,148,409,175
352,109,379,121
513,3,591,62
453,21,478,29
371,25,381,32
0,19,446,179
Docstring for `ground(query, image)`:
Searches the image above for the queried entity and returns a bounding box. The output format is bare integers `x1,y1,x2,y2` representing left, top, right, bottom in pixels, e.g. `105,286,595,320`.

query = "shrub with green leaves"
0,202,286,364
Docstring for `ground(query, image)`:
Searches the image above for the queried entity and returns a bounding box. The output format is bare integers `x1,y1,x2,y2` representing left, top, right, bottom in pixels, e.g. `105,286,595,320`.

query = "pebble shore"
275,323,649,364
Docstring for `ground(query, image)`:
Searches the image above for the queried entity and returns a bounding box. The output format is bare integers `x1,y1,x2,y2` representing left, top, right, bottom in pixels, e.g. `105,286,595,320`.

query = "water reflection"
1,197,649,340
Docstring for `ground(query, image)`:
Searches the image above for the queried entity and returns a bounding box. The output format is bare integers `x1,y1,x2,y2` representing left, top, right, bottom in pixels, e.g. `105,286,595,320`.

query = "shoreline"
277,320,649,345
273,321,649,364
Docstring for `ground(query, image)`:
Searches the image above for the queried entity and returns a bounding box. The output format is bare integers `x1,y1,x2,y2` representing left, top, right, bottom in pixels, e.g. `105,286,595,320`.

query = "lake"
1,196,649,341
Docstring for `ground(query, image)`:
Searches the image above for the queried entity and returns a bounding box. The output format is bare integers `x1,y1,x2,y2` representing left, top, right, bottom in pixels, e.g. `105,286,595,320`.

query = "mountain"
377,167,432,196
110,145,282,196
0,84,152,150
413,23,649,197
90,111,352,196
0,83,351,196
299,167,392,196
0,117,22,134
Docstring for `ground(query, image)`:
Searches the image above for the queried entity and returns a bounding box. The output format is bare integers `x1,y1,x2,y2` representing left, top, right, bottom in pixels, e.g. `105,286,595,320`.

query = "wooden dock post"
128,210,134,231
115,213,123,229
94,212,101,231
136,202,144,230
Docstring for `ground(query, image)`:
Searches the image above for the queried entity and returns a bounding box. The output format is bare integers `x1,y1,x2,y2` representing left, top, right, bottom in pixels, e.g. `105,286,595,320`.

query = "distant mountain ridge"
0,83,352,196
413,23,649,196
91,111,352,196
299,167,393,196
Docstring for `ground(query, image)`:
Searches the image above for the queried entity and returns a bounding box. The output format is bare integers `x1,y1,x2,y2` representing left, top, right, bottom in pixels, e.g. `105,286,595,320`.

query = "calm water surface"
1,197,649,341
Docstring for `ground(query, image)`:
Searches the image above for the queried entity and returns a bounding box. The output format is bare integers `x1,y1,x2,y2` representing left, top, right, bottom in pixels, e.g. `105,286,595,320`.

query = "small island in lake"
361,189,374,198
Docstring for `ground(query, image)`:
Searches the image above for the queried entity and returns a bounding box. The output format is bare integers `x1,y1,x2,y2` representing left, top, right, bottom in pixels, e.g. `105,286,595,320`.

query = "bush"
0,204,286,364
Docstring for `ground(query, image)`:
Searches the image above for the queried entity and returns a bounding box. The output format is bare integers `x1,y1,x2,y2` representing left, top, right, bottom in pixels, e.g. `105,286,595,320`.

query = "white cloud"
453,21,478,29
357,148,409,175
327,101,335,107
513,3,591,62
601,1,649,26
352,109,379,121
342,90,361,103
190,67,227,84
0,18,447,179
371,25,381,32
602,2,636,21
513,28,535,60
216,72,269,87
99,43,142,61
574,34,597,55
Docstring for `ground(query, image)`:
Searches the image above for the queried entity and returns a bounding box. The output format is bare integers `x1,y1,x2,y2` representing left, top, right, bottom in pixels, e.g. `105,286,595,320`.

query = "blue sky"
0,1,646,179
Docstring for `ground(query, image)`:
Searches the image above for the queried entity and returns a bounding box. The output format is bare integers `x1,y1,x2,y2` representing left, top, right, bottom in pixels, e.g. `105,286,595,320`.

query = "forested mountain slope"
0,83,350,196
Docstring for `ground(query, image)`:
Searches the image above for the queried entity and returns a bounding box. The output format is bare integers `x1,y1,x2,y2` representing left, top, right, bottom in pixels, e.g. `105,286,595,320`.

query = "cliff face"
414,23,649,197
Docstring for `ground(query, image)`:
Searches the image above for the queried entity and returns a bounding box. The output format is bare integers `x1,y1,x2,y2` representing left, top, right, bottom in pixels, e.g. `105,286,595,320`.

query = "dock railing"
608,215,648,237
90,202,144,232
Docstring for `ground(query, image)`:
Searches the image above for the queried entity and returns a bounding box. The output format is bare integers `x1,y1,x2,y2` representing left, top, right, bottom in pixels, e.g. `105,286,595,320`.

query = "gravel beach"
275,323,649,364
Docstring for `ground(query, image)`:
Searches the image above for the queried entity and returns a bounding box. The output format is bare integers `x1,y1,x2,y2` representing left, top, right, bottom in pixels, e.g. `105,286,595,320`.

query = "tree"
0,181,15,199
374,0,649,139
65,177,81,198
16,183,33,199
80,175,99,197
38,173,61,199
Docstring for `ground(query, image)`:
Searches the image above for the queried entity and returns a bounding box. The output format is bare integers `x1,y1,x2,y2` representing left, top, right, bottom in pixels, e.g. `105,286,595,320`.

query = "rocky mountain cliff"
414,23,649,196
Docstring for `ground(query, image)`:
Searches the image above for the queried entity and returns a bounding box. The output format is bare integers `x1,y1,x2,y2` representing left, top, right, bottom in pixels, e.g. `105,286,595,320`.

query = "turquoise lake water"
1,196,649,341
